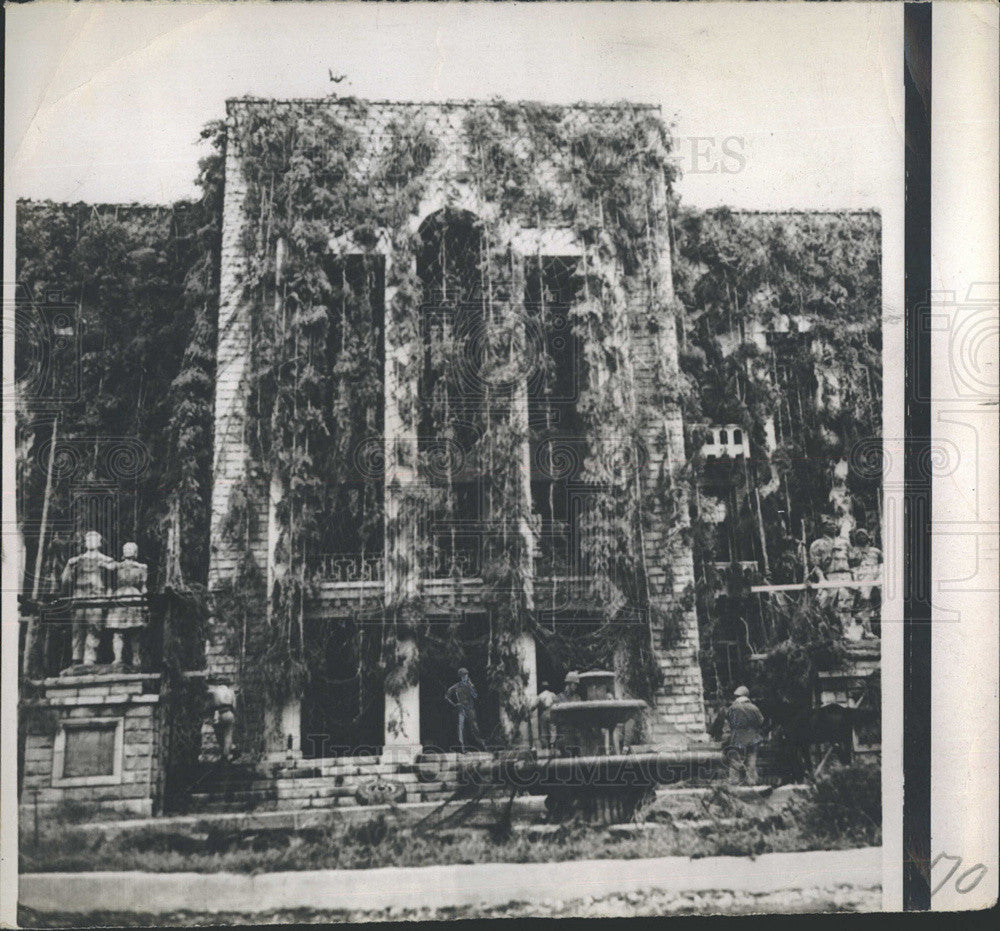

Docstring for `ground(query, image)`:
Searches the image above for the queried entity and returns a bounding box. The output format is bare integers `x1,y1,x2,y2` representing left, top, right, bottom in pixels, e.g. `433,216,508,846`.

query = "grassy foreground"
21,763,880,875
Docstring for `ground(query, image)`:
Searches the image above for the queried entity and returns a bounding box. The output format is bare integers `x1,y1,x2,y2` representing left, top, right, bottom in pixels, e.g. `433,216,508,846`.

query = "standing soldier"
445,667,487,753
720,685,766,786
532,681,558,750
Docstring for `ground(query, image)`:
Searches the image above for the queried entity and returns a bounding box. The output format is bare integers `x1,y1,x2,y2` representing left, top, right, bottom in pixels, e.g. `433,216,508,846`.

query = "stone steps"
181,749,728,816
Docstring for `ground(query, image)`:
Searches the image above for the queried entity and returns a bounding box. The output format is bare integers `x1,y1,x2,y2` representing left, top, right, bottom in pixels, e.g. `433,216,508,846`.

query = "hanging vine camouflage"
215,99,688,739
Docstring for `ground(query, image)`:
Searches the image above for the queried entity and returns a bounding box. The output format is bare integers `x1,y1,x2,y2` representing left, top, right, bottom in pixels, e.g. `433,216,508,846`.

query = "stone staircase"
179,751,498,815
176,744,737,818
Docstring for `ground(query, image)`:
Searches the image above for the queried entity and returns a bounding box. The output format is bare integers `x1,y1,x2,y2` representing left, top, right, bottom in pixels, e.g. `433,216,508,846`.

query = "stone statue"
809,517,858,636
807,517,839,583
106,542,148,668
60,530,115,666
850,528,882,639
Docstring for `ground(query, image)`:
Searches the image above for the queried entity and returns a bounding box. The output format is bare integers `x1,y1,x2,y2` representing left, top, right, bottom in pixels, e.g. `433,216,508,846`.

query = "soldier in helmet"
206,676,238,763
719,685,766,786
445,667,487,753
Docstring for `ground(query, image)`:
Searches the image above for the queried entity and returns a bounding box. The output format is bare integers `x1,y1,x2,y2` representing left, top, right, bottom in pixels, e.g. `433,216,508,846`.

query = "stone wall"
628,249,706,742
19,674,163,827
206,116,267,683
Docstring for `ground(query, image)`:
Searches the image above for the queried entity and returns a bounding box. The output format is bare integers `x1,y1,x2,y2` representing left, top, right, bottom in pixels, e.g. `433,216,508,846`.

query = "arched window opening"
417,210,486,578
525,255,589,578
310,252,385,580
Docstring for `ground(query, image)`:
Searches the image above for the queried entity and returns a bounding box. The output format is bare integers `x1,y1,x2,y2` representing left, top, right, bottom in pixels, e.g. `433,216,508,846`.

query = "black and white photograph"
3,0,997,922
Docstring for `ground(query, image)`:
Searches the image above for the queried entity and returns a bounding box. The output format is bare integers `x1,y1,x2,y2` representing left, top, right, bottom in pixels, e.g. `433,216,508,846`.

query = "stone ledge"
29,693,161,708
32,673,162,688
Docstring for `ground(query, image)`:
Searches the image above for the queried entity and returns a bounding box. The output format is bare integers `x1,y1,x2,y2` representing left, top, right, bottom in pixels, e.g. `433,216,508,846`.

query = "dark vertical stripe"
903,1,932,912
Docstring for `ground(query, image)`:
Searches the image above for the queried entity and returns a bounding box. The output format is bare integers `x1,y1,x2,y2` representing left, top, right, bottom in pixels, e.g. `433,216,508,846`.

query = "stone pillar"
206,110,267,687
383,243,422,612
498,630,539,747
504,248,538,749
518,631,539,747
382,240,423,760
636,171,707,743
383,636,420,761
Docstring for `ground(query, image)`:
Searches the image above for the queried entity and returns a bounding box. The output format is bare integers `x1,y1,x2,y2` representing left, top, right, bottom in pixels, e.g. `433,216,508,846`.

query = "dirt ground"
19,883,881,925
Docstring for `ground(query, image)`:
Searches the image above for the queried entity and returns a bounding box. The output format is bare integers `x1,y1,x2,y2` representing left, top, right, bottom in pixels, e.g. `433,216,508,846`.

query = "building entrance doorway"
419,613,501,752
300,618,384,758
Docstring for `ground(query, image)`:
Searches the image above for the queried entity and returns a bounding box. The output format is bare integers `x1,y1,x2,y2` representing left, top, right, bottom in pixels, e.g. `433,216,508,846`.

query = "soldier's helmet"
733,685,750,698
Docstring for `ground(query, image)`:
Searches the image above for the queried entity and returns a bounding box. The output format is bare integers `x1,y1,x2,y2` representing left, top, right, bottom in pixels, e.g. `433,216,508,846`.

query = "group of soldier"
444,667,581,754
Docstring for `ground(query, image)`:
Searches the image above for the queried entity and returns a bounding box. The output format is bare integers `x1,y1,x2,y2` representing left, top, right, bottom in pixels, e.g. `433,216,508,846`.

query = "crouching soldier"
721,685,766,786
206,677,237,763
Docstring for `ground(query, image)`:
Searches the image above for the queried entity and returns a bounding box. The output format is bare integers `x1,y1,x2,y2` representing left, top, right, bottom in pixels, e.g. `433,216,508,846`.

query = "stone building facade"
206,97,706,758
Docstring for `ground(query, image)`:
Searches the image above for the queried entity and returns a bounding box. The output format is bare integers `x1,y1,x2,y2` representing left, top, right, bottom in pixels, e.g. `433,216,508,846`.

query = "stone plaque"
63,724,117,778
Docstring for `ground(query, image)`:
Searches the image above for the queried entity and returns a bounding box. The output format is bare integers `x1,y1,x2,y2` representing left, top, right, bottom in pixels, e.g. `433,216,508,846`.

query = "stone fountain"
457,668,721,824
549,670,647,756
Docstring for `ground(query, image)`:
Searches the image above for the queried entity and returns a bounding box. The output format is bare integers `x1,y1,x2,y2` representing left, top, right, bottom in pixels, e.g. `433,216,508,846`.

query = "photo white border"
930,2,999,912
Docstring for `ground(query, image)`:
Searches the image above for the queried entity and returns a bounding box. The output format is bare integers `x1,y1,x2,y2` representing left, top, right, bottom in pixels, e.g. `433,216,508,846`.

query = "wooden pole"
32,416,58,600
814,744,836,779
750,578,882,594
23,416,58,676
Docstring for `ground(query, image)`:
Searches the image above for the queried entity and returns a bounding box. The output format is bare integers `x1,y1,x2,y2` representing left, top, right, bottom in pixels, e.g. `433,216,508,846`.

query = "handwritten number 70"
931,853,988,897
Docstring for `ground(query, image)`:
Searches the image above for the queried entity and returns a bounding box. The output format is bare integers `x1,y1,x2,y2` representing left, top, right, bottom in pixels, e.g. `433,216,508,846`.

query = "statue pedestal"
19,672,163,828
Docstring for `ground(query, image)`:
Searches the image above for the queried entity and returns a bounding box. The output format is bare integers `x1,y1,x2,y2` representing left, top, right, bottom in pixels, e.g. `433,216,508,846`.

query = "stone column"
504,248,538,748
639,170,707,742
261,238,302,759
517,631,539,747
206,111,265,687
383,636,421,761
382,241,422,761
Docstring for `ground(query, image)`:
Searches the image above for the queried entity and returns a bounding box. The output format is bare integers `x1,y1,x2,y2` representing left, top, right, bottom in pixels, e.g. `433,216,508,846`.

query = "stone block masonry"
19,673,163,828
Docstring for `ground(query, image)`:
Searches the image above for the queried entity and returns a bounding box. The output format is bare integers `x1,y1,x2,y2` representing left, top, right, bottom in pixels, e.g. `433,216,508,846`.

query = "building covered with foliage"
206,98,705,757
672,207,882,713
16,97,881,766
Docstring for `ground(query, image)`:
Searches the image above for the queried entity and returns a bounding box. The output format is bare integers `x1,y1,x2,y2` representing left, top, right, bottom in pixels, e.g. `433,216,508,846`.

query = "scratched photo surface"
10,0,988,922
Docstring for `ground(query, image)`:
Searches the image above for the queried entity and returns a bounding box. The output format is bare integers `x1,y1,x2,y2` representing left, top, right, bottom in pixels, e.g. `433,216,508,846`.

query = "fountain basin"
460,749,725,824
549,698,647,756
